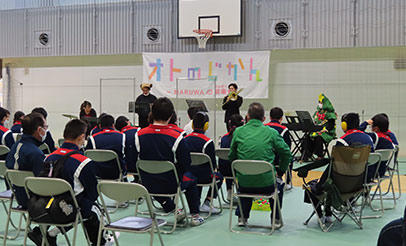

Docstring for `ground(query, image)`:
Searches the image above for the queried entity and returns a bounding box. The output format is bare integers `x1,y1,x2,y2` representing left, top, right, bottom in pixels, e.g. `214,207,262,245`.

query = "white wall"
3,49,406,155
270,59,405,153
4,65,142,141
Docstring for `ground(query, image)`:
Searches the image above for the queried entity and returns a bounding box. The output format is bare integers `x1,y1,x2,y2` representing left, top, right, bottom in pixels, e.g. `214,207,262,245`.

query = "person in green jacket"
304,93,336,161
229,102,292,227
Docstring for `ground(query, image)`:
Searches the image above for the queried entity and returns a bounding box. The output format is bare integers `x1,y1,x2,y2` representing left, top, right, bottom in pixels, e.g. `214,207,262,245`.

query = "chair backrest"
367,152,382,180
375,149,394,162
0,161,6,178
190,153,214,171
232,160,274,176
58,138,65,147
84,149,118,162
0,146,10,178
98,181,149,203
215,148,230,160
330,145,370,194
136,160,180,184
0,145,10,156
367,152,382,166
39,143,51,153
5,170,34,188
24,177,79,208
327,139,338,155
25,177,71,197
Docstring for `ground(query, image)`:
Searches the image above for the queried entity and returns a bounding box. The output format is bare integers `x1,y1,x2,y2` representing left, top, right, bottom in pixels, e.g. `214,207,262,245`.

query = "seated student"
304,112,374,223
86,114,126,180
183,107,199,135
168,112,187,137
359,114,395,180
184,112,223,213
219,114,244,200
360,113,399,145
265,107,292,187
89,113,107,136
135,97,204,226
0,107,15,159
115,116,139,175
229,103,292,226
31,107,56,154
5,113,46,209
11,111,25,133
28,119,115,246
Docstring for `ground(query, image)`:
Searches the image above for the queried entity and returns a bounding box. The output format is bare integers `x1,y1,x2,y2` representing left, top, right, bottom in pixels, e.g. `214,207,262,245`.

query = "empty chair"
97,181,166,246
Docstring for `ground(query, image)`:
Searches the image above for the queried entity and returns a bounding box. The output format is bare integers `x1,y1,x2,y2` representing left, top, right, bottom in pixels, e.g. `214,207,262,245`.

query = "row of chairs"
1,168,166,246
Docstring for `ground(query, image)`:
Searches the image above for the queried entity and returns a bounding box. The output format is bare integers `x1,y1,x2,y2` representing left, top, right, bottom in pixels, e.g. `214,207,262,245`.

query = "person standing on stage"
222,83,243,132
135,83,157,128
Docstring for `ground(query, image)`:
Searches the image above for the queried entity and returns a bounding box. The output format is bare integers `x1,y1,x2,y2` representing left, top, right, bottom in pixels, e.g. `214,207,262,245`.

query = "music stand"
134,102,151,115
62,114,78,120
295,111,314,124
80,116,98,124
186,99,209,112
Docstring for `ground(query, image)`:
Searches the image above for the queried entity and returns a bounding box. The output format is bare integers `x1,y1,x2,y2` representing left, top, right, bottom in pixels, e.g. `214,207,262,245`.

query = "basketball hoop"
193,29,213,49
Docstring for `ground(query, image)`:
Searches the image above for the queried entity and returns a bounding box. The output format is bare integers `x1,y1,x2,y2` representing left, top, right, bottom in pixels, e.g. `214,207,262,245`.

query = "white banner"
143,51,270,99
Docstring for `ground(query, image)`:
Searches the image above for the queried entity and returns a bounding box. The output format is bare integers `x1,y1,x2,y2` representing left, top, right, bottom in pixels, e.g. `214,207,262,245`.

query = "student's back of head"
99,114,115,128
248,102,265,121
372,114,389,132
192,112,209,130
378,113,390,128
228,114,244,138
64,119,87,140
187,107,199,120
270,107,283,120
22,113,45,135
115,116,129,131
13,111,25,123
31,107,48,119
152,97,174,122
169,111,178,125
341,112,360,131
0,107,8,122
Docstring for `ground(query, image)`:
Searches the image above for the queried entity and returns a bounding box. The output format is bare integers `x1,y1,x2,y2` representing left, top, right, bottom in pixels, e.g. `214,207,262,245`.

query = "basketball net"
193,29,213,49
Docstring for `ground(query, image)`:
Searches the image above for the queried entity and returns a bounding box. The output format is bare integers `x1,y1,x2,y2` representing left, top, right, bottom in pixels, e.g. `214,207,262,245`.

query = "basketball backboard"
178,0,242,38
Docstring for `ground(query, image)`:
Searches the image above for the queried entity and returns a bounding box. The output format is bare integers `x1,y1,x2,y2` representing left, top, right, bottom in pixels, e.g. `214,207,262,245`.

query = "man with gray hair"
229,102,292,227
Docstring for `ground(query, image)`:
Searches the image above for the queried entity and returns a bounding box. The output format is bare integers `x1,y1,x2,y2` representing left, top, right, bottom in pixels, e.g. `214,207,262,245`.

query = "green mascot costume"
304,93,336,160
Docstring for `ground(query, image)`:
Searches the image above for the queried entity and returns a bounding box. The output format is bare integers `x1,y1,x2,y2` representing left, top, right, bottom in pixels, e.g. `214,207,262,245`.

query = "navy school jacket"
46,142,98,216
121,125,140,173
135,124,191,193
86,127,126,179
184,130,216,181
5,135,45,208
